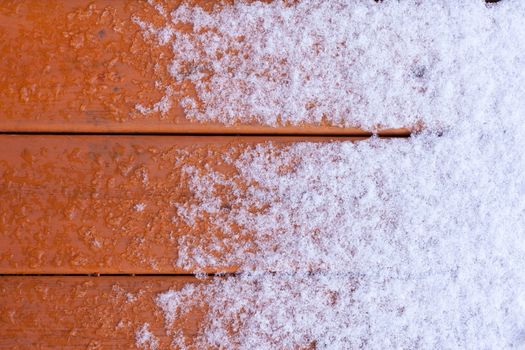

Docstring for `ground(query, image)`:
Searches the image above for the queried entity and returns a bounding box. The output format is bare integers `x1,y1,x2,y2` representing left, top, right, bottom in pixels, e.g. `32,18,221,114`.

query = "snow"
164,131,525,348
134,87,173,115
135,323,159,350
135,0,525,131
130,0,525,348
134,203,146,212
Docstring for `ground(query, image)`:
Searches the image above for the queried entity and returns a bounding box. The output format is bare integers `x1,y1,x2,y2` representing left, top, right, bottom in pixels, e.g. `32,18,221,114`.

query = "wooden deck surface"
0,0,410,136
0,276,207,349
0,134,365,275
1,1,411,348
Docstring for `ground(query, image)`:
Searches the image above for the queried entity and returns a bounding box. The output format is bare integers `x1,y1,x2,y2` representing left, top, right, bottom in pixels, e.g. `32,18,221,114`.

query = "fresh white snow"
135,0,525,131
134,0,525,349
163,131,525,348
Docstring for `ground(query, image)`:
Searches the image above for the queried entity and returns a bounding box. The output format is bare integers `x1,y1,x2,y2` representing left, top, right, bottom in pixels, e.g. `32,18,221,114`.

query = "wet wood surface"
0,276,206,349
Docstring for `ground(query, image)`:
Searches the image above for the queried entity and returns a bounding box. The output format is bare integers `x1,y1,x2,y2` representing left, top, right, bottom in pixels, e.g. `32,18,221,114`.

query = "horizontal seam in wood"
0,273,238,277
0,131,411,138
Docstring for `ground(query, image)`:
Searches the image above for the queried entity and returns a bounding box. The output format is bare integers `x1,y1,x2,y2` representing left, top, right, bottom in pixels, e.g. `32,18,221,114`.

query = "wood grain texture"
0,0,410,135
0,276,206,350
0,135,363,274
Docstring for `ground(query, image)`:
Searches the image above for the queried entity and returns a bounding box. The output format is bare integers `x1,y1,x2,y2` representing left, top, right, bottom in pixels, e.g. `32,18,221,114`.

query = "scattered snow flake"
135,323,159,350
134,203,146,212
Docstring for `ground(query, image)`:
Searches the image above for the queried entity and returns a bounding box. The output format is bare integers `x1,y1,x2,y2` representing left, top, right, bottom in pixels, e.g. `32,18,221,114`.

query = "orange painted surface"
0,276,206,349
0,135,362,274
0,0,410,135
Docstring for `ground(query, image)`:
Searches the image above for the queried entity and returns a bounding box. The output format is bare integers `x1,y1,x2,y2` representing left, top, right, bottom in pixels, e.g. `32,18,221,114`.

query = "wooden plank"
0,276,205,349
0,134,362,274
0,0,409,135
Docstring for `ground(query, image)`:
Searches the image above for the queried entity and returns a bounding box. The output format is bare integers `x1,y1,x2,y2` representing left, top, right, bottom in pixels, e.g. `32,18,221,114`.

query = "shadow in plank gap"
0,129,412,137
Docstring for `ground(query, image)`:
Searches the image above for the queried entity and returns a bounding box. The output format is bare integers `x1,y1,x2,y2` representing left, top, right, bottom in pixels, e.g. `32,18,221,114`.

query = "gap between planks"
0,131,412,137
0,273,234,277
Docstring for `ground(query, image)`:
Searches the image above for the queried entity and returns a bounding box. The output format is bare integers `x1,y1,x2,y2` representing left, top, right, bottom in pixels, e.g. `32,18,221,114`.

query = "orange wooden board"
0,134,364,274
0,276,206,350
0,0,409,135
